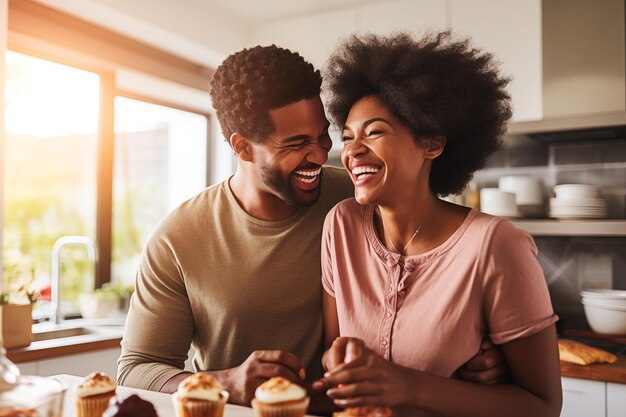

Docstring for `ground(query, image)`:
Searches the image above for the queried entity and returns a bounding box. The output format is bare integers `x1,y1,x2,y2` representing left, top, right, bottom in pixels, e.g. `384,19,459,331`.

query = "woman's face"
341,95,439,206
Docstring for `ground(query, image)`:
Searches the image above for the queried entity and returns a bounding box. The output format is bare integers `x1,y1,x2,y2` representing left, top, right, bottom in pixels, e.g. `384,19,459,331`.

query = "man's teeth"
294,167,321,184
352,166,381,177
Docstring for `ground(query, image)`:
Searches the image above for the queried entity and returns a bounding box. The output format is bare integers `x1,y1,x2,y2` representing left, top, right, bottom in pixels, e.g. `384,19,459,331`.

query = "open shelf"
511,219,626,237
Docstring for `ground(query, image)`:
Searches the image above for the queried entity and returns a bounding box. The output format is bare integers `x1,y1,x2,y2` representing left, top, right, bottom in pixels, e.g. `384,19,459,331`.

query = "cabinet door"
15,361,38,376
38,347,121,379
607,382,626,417
561,377,606,417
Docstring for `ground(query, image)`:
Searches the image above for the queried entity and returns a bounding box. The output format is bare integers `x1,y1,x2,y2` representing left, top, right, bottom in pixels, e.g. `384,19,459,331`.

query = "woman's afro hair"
323,31,512,196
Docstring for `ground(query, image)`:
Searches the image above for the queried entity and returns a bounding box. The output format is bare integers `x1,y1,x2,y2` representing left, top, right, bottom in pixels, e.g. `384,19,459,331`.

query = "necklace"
386,199,438,256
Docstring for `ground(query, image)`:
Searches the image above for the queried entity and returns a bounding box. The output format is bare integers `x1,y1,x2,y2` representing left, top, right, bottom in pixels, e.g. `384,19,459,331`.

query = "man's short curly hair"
210,45,322,143
323,32,512,196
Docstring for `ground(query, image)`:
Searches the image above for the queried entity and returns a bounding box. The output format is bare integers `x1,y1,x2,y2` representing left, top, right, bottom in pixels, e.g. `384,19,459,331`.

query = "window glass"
112,97,207,286
3,51,99,316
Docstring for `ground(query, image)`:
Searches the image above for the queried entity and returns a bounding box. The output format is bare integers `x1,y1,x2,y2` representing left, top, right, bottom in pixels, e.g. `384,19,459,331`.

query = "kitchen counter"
6,320,124,363
7,324,626,385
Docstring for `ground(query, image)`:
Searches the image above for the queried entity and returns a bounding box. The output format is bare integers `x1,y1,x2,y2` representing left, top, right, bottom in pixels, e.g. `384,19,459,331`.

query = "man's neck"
229,170,300,221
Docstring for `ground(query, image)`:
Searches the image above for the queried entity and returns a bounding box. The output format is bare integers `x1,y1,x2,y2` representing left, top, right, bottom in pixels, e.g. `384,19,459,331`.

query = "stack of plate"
498,176,545,218
549,184,607,219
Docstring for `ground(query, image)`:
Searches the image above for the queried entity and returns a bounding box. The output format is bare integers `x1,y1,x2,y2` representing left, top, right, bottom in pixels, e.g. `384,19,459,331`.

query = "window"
3,51,210,319
112,97,208,286
3,51,99,315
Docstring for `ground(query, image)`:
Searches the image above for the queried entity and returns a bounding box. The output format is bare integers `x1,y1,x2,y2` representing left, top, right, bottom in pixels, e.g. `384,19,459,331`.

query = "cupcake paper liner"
75,391,115,417
251,397,310,417
172,391,229,417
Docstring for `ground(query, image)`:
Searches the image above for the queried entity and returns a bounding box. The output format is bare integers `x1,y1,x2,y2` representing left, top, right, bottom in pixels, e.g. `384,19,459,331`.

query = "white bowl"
480,188,518,217
553,184,599,200
581,290,626,308
582,301,626,335
499,176,544,205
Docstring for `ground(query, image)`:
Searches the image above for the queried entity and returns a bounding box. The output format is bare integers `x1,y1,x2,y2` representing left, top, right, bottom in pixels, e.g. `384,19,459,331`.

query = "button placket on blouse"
381,254,401,359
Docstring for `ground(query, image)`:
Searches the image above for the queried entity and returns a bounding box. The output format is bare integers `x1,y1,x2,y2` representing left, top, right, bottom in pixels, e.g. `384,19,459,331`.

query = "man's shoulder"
321,165,354,203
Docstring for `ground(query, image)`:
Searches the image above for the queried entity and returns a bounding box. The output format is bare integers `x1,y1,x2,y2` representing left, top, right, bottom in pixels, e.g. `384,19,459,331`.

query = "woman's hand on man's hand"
315,337,416,408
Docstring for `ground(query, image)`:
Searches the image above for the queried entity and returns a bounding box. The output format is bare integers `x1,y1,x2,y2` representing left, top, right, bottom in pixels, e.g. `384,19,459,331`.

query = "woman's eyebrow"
343,117,392,131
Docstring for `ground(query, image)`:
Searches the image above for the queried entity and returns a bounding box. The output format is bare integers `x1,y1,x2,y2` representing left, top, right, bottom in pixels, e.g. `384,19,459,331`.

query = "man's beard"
260,164,322,207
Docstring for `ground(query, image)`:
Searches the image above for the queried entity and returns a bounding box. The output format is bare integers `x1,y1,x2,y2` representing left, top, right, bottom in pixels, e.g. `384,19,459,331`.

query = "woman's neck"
376,192,439,256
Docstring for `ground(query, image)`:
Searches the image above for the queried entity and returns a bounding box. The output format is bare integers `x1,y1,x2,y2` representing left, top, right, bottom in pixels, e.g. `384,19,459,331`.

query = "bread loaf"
558,339,618,365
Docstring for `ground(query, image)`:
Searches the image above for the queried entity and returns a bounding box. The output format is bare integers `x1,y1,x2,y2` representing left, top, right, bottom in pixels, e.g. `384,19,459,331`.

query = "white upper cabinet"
251,0,540,122
450,0,542,122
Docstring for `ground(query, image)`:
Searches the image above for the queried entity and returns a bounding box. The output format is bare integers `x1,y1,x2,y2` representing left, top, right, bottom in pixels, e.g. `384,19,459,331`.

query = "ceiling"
197,0,388,23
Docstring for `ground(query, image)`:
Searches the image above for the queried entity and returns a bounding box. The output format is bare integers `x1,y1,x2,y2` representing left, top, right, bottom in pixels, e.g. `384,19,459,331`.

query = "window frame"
6,0,213,288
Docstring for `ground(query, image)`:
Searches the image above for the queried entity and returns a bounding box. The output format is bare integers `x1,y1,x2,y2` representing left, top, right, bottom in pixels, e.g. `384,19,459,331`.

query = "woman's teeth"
352,165,381,179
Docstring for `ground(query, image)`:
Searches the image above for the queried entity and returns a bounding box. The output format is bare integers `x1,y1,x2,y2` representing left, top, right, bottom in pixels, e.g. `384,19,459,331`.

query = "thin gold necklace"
386,199,438,256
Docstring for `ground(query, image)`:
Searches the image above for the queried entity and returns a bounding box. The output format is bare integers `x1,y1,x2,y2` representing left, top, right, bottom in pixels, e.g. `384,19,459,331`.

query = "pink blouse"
322,199,557,377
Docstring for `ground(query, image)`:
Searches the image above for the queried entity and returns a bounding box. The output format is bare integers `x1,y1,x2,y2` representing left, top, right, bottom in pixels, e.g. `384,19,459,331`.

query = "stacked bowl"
580,289,626,335
499,176,545,218
550,184,607,219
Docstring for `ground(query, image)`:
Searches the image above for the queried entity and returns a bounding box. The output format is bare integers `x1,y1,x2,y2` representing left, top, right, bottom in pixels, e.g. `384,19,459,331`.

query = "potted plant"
1,283,38,350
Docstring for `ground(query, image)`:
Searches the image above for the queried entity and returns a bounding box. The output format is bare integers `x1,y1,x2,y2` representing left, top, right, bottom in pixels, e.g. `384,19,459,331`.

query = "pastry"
251,377,309,417
75,372,116,417
558,339,617,365
333,407,392,417
172,373,228,417
103,394,158,417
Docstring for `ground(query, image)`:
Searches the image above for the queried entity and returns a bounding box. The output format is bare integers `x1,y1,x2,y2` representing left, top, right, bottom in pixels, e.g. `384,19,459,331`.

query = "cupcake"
103,394,159,417
172,373,229,417
251,377,309,417
333,407,392,417
75,371,116,417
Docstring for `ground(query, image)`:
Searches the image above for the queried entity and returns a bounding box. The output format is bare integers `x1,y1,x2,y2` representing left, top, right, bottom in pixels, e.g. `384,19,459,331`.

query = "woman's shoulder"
328,197,367,218
467,210,536,254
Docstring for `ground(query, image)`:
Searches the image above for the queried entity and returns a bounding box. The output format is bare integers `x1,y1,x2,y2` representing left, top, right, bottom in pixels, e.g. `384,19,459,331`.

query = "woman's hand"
316,337,417,408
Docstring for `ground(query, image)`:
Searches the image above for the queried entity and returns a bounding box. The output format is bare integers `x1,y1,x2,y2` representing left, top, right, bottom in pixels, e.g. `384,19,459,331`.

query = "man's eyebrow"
343,117,392,131
281,123,331,142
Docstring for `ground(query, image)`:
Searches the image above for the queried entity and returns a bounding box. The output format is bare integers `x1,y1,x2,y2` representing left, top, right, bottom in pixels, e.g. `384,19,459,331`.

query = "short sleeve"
481,219,558,345
321,205,338,297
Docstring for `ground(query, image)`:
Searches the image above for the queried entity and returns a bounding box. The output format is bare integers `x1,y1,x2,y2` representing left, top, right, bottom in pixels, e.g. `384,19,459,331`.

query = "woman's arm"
320,326,562,417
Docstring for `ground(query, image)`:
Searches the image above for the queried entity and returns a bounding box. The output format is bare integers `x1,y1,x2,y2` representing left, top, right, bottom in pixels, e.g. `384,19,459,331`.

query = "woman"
315,32,562,417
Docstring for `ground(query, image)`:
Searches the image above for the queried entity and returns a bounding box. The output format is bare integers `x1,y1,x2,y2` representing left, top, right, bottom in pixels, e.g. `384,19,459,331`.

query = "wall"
251,0,542,122
37,0,250,68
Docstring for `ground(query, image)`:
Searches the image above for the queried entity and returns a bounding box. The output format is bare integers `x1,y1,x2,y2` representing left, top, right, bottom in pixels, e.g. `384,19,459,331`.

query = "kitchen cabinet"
607,382,626,417
17,347,120,379
561,377,606,417
15,360,37,375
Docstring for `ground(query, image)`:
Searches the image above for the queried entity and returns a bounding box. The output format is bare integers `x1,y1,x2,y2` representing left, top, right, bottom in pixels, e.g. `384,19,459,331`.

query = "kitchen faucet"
50,236,98,324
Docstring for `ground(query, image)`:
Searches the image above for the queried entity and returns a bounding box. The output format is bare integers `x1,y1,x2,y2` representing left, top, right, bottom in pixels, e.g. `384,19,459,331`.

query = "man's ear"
230,132,254,162
422,136,446,160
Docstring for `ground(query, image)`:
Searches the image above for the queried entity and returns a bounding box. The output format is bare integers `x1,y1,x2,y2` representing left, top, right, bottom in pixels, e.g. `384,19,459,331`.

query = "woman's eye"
341,136,354,142
366,130,383,136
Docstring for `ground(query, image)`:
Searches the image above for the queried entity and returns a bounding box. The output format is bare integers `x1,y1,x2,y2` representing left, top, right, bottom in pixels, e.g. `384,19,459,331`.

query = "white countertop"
55,374,317,417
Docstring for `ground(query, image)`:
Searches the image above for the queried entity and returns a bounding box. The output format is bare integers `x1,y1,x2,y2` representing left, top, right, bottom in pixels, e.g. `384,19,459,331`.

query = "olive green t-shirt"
118,166,353,391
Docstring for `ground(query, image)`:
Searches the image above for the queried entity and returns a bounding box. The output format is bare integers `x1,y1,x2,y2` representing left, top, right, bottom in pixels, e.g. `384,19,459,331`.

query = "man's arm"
117,233,194,391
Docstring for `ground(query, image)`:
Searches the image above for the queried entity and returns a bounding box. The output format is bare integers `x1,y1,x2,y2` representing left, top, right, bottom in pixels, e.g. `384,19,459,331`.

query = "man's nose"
307,140,329,165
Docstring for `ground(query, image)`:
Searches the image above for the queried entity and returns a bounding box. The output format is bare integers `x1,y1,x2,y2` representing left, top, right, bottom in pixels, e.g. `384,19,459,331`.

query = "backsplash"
477,137,626,331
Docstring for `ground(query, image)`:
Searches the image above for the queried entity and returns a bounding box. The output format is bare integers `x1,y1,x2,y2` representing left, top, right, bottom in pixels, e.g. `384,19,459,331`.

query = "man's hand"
456,338,510,384
218,350,306,405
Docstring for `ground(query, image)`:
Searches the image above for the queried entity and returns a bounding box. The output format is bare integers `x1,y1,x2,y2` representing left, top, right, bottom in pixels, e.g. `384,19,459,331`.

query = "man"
118,45,505,408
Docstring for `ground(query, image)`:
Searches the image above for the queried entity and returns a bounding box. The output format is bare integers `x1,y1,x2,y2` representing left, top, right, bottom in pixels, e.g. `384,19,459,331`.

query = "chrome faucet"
50,236,98,324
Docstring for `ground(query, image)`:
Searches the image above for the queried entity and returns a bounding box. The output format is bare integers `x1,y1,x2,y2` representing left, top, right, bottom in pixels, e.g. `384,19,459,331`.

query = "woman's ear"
230,132,254,162
423,136,446,160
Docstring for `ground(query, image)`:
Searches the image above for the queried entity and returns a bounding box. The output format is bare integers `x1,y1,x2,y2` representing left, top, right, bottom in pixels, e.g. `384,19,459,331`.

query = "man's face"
252,96,332,207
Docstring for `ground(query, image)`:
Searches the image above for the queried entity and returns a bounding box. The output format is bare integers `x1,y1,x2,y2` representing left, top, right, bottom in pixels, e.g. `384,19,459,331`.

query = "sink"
32,327,96,342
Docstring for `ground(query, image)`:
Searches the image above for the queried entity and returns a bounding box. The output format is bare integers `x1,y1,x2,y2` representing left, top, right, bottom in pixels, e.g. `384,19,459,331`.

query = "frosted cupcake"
172,373,229,417
251,377,309,417
333,406,393,417
75,371,117,417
